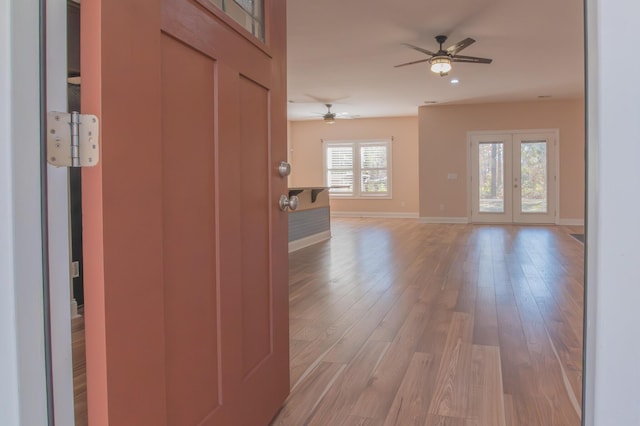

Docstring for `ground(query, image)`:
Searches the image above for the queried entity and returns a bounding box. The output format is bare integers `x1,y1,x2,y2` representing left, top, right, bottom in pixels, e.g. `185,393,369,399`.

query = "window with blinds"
326,145,354,194
324,139,392,198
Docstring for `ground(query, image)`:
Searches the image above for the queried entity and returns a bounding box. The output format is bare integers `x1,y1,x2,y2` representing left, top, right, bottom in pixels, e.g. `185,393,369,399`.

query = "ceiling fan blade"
446,37,476,55
336,112,360,118
394,58,431,68
452,55,492,64
304,94,349,104
401,43,437,57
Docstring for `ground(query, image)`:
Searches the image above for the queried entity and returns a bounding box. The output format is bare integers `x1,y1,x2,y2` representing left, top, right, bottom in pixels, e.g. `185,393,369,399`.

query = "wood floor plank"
503,394,516,426
428,312,474,418
382,352,436,426
307,340,391,425
271,362,346,426
290,317,317,337
289,288,387,387
323,289,407,363
351,302,432,421
369,285,421,342
71,314,87,426
467,345,506,426
496,304,531,394
342,416,379,426
472,287,499,346
424,414,466,426
290,339,313,360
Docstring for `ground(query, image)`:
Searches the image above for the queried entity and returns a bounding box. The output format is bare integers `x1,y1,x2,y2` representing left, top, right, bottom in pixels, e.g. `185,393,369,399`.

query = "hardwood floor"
72,312,88,426
71,218,584,425
273,218,584,426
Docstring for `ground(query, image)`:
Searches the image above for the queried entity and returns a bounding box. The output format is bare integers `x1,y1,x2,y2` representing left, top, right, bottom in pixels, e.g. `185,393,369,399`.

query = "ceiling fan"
315,104,358,124
395,35,492,76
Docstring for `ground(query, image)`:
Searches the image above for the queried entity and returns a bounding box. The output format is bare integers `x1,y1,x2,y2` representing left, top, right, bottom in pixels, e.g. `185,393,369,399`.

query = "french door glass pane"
520,142,548,213
478,143,504,212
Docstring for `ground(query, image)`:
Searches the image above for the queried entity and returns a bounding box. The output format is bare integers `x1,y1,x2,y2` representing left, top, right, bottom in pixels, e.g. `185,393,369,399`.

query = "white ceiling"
286,0,584,121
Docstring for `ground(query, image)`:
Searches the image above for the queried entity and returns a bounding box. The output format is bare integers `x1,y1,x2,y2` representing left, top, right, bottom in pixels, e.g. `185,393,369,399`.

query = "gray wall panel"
288,207,330,242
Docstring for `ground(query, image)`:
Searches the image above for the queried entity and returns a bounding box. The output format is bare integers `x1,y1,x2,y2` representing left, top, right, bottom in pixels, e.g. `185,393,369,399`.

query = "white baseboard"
418,216,584,226
558,218,585,226
331,211,419,219
289,230,331,253
420,217,469,224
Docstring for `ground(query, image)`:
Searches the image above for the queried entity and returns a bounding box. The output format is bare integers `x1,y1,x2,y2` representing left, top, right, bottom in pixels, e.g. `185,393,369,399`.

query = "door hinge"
47,111,100,167
71,261,80,278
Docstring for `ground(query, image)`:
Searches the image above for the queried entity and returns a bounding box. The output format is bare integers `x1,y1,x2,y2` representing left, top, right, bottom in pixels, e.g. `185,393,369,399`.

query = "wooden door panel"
162,0,272,85
160,33,220,425
238,75,272,376
83,0,288,424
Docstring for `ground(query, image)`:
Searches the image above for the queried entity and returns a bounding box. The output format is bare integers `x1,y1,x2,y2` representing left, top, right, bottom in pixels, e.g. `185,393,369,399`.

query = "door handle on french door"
279,195,299,211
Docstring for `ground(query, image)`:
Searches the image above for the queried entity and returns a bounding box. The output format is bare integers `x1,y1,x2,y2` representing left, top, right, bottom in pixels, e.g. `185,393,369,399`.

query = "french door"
470,131,557,224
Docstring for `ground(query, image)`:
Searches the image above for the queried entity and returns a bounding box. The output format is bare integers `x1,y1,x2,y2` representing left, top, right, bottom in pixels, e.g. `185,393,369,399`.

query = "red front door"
81,1,289,424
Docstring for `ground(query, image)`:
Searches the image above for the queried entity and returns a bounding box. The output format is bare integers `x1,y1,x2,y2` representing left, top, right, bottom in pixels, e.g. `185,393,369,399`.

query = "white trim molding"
420,217,470,224
1,0,49,423
288,230,331,252
331,211,419,219
558,218,585,226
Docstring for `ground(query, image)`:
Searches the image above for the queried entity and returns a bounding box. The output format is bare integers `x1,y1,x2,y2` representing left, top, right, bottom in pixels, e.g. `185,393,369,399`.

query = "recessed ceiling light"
450,78,460,84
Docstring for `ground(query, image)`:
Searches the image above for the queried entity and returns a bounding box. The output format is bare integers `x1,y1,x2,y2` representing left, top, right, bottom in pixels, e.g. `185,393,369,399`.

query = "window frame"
323,139,393,199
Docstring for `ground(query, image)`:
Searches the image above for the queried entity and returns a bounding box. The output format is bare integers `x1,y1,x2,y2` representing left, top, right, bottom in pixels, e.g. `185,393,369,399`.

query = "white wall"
0,0,49,424
585,0,640,424
289,117,420,216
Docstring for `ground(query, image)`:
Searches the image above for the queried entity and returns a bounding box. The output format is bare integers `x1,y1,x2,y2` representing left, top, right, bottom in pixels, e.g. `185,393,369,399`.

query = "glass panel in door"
470,134,513,223
206,0,265,41
479,142,505,213
520,141,548,213
512,134,556,224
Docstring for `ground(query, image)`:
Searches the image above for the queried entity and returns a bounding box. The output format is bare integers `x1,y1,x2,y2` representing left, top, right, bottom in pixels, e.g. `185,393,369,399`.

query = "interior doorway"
469,130,558,224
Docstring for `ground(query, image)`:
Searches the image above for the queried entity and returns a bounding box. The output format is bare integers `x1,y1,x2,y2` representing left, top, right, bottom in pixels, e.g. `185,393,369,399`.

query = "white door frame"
46,0,76,424
467,129,560,225
0,0,75,424
0,1,49,423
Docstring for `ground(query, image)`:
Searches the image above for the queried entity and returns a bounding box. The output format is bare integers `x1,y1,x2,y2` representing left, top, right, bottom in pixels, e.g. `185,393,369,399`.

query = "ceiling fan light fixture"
324,116,336,124
430,56,452,74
